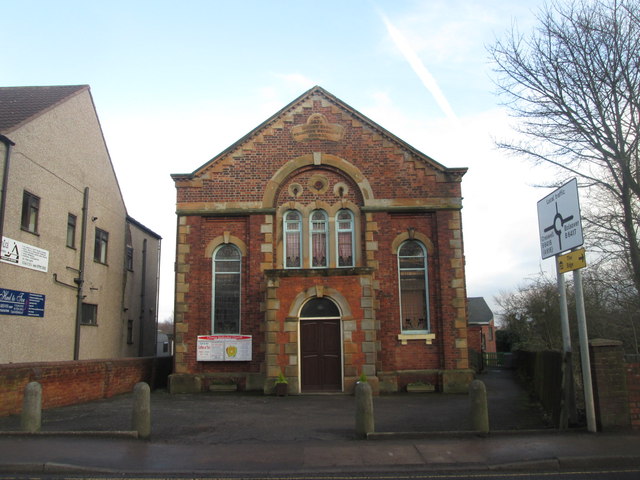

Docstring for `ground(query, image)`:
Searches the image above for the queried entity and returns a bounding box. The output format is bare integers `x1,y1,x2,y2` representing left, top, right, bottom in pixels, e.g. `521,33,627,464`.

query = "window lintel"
264,267,374,279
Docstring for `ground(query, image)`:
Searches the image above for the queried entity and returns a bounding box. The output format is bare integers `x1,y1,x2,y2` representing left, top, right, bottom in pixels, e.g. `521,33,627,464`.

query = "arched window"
398,240,429,333
310,210,328,268
284,210,302,268
300,297,340,318
336,209,354,267
212,244,241,333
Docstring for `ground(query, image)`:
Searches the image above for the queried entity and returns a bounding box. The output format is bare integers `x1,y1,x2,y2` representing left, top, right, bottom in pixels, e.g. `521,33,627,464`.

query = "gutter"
138,239,147,357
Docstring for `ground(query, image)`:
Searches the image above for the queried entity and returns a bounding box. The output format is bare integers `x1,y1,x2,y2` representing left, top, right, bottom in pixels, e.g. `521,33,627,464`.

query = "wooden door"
301,319,341,392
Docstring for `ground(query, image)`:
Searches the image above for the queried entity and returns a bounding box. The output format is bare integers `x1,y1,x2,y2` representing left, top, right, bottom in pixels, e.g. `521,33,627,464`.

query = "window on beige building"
66,213,76,248
94,228,109,264
21,191,40,234
81,303,98,325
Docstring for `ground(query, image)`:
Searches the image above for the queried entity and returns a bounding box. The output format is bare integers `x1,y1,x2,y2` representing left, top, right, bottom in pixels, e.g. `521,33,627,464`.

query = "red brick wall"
179,214,265,376
173,89,468,388
628,362,640,430
468,324,497,354
176,99,462,206
0,357,165,417
467,326,483,353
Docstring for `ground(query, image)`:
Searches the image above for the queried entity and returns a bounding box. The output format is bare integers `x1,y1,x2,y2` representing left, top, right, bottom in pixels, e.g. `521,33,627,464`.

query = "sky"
1,0,558,323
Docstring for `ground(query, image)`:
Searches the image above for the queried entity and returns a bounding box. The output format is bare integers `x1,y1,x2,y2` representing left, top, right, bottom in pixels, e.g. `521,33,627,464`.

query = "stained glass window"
398,240,429,333
213,244,241,334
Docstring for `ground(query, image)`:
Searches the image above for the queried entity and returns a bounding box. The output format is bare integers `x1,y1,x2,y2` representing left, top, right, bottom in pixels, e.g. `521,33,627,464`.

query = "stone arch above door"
286,285,353,321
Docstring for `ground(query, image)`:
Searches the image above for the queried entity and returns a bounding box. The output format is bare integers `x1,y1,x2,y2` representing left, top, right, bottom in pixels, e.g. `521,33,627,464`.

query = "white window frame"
335,209,355,267
310,210,329,268
212,244,242,334
397,240,430,334
284,210,302,269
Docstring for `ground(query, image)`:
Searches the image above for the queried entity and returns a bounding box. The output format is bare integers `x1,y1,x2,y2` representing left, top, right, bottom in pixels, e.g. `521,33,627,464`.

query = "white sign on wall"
197,335,252,362
537,179,584,259
1,236,49,273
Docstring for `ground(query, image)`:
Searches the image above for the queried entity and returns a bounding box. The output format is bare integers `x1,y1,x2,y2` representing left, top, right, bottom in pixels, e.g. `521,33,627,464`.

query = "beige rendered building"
0,85,161,363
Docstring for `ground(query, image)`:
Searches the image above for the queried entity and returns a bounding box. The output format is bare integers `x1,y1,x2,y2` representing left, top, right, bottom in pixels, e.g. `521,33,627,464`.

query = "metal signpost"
537,178,596,432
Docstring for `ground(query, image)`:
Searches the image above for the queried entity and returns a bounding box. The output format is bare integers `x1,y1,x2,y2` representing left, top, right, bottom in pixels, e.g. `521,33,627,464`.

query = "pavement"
0,369,639,477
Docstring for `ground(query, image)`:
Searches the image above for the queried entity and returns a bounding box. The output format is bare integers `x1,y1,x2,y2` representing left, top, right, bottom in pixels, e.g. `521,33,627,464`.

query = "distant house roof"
468,297,494,325
0,85,88,134
127,215,162,240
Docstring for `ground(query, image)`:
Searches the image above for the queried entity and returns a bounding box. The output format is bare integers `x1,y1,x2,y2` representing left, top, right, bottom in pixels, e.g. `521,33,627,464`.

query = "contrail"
381,13,458,121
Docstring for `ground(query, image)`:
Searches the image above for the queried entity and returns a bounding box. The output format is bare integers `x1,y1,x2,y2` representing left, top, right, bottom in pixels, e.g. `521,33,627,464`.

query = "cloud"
379,12,458,121
359,94,555,312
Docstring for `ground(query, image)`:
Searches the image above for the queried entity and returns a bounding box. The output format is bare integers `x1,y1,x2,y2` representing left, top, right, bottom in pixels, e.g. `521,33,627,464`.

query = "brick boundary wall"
628,361,640,430
0,357,171,417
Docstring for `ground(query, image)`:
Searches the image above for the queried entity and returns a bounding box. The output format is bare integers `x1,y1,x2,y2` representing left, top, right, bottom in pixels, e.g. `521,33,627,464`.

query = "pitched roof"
173,85,468,179
468,297,494,325
0,85,88,134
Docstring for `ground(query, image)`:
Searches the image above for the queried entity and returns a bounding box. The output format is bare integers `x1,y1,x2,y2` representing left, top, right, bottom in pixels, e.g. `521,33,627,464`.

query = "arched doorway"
299,297,342,392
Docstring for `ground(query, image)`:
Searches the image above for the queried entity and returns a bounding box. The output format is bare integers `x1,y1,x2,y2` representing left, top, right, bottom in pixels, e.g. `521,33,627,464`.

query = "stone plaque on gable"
291,113,344,142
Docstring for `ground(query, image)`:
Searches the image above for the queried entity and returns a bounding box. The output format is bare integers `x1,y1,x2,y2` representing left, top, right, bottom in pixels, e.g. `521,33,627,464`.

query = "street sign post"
536,178,595,432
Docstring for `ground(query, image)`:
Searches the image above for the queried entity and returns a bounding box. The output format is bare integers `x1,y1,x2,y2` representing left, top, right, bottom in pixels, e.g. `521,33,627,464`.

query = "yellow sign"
557,248,587,274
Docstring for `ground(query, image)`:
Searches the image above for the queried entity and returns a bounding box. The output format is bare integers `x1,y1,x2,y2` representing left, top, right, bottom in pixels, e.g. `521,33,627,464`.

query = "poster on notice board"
197,335,252,361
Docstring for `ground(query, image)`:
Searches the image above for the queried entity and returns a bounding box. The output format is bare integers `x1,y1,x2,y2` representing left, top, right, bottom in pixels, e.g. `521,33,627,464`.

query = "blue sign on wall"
0,288,45,318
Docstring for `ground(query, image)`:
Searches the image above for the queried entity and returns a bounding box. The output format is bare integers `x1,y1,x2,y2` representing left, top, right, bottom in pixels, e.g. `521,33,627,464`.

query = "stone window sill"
398,333,436,345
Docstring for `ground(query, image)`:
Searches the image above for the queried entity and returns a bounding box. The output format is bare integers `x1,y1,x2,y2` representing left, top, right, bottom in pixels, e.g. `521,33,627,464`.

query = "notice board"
0,287,45,317
197,335,252,361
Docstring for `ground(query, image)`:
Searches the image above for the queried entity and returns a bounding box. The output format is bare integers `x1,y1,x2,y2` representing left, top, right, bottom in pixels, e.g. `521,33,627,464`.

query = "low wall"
515,343,639,431
0,356,172,417
513,350,563,427
589,339,630,430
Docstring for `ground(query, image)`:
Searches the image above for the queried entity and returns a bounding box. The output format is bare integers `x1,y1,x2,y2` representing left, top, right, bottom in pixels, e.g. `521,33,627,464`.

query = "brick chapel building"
170,86,471,395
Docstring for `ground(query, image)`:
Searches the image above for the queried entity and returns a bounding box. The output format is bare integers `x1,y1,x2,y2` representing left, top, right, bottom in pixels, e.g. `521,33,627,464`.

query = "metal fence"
482,352,514,369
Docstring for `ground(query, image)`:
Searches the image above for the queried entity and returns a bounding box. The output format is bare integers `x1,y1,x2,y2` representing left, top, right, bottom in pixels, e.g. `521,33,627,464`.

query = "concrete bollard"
469,379,489,435
21,381,42,433
132,382,151,440
355,381,374,439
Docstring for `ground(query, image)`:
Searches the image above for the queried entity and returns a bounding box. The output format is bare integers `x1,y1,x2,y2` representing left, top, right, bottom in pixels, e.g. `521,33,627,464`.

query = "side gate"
482,352,514,369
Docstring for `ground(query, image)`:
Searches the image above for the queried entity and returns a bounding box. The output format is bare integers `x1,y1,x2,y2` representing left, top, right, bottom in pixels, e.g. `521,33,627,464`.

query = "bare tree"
496,274,563,351
158,312,174,335
490,0,640,294
497,266,640,354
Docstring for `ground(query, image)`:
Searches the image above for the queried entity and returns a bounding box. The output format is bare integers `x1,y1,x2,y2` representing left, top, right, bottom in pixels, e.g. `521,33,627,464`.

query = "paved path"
0,369,550,443
1,369,639,475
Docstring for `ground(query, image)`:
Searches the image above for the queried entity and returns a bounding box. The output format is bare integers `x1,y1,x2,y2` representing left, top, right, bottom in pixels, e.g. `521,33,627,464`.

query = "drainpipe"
138,238,147,357
153,238,161,355
74,187,89,360
0,135,15,243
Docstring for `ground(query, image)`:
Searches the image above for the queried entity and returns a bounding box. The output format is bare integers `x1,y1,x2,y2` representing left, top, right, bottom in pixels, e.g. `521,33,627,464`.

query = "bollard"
21,381,42,433
132,382,151,440
355,381,374,439
469,379,489,435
